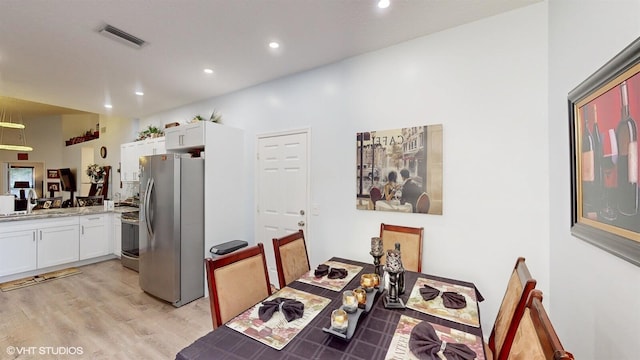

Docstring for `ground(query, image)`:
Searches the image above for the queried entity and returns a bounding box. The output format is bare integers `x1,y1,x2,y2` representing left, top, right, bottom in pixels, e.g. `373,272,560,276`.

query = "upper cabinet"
164,122,207,150
120,137,166,182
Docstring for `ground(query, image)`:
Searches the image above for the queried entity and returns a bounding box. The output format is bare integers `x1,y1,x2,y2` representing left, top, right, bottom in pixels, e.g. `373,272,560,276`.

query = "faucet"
26,188,38,214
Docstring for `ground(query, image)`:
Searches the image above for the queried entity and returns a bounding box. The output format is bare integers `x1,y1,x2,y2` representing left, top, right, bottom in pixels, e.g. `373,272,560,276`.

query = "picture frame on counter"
568,35,640,267
47,182,60,192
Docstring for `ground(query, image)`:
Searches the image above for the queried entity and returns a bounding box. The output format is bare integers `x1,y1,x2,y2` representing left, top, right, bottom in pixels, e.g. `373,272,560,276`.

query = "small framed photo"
47,182,60,192
47,169,60,179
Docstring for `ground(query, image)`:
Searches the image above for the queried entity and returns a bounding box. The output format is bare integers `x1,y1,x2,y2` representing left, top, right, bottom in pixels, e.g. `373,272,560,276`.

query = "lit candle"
331,309,348,333
342,290,358,313
371,273,380,287
354,287,367,306
360,273,375,289
371,237,383,255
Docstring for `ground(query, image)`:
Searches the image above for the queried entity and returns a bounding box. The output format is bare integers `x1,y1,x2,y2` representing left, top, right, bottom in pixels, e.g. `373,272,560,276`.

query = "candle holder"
354,287,367,308
342,290,358,313
370,251,384,278
330,309,349,333
383,249,406,309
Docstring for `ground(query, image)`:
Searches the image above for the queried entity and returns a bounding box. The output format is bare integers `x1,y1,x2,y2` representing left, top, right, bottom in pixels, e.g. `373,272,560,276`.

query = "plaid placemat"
405,277,480,328
385,315,485,360
226,287,331,350
296,260,363,292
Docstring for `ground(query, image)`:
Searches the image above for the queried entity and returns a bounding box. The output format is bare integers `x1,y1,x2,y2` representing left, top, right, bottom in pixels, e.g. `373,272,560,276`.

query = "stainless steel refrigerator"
139,153,204,307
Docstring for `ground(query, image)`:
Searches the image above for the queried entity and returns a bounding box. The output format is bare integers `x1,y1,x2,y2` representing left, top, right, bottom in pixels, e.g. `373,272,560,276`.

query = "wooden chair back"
488,257,537,360
379,223,424,272
204,243,272,329
272,230,310,289
507,290,575,360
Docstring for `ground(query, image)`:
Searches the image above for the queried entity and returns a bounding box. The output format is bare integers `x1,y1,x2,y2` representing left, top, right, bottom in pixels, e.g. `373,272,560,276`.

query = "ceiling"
0,0,539,119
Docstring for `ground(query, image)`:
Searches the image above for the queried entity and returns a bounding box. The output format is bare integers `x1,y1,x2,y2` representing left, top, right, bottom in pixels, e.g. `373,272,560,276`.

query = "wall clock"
100,146,107,159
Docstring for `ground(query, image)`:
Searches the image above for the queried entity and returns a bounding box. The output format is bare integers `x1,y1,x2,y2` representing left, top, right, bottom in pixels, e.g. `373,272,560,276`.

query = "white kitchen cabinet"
165,122,206,150
0,229,37,277
37,220,80,269
120,137,166,182
113,213,122,257
79,214,109,260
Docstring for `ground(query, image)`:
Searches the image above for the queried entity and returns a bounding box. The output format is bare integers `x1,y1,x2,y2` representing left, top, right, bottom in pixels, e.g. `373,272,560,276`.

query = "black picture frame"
568,36,640,267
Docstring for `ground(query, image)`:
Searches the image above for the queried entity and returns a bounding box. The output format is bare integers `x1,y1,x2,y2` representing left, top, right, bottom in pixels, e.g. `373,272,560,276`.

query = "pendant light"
0,108,33,151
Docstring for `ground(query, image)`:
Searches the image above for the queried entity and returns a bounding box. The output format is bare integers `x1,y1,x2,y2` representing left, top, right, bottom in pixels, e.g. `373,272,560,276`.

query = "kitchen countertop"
0,205,139,223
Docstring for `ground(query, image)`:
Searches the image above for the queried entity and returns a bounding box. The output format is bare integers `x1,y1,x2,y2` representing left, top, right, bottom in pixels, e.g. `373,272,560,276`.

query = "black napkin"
327,268,348,279
258,297,305,322
314,264,330,277
409,321,476,360
419,284,467,309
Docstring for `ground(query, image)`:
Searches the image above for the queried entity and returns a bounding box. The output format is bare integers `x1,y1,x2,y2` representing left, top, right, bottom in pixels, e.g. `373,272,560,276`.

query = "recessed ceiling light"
204,68,214,74
135,91,144,96
104,104,113,109
378,0,390,9
269,41,280,49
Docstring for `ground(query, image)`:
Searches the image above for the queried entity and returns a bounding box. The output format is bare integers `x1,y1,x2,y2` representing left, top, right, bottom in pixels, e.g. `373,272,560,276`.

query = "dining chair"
506,290,575,359
485,257,537,360
272,230,311,289
204,243,272,329
415,192,430,213
379,223,424,272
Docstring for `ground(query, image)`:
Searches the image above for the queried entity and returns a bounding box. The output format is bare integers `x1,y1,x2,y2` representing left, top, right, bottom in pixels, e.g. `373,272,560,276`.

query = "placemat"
225,287,331,350
296,260,363,292
405,277,480,328
384,315,485,360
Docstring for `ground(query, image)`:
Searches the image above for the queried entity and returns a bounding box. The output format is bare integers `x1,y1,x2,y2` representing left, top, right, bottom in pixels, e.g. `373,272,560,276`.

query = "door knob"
298,221,305,227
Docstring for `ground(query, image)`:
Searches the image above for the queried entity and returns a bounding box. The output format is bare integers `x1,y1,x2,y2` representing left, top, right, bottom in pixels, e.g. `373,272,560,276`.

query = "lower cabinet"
0,229,37,277
80,214,109,260
37,224,80,268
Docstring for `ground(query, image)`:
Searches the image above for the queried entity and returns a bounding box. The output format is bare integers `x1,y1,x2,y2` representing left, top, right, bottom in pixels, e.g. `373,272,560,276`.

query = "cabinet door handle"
82,225,84,235
33,232,36,242
39,230,42,240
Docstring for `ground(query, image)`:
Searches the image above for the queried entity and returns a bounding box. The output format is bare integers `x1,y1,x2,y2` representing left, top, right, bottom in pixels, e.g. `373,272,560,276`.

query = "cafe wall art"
569,35,640,267
356,124,443,215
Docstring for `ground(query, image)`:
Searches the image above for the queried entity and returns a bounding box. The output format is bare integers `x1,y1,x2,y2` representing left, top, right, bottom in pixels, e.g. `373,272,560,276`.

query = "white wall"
141,3,549,338
549,0,640,359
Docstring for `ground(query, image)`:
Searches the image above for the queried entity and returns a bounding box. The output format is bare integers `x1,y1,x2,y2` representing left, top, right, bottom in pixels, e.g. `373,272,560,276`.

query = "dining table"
176,257,487,360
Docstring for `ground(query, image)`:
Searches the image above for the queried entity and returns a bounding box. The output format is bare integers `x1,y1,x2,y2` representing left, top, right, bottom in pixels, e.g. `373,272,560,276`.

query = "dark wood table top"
176,257,486,360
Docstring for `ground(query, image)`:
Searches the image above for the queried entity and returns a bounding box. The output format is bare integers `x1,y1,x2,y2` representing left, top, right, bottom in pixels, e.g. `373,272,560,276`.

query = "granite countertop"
0,205,139,223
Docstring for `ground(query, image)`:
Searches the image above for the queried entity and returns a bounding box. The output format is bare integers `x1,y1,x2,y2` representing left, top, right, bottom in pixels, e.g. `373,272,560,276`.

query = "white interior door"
256,130,309,286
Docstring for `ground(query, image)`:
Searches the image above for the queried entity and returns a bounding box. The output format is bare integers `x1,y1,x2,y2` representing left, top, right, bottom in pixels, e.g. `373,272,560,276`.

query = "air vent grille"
99,24,146,49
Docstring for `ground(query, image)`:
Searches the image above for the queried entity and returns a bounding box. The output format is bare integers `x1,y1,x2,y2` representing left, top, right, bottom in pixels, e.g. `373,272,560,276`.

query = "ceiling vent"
98,24,147,49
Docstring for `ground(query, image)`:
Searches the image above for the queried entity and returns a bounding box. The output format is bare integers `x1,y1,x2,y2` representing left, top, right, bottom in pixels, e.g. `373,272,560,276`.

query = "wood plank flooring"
0,259,212,359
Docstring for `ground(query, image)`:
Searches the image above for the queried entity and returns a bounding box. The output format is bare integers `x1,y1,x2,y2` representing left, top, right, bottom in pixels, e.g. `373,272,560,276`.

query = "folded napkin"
258,297,305,322
419,284,467,309
409,321,476,360
327,268,348,279
314,264,330,277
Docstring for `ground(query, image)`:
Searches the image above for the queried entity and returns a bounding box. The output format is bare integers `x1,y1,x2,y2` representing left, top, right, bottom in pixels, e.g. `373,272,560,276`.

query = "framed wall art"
356,124,442,215
569,36,640,266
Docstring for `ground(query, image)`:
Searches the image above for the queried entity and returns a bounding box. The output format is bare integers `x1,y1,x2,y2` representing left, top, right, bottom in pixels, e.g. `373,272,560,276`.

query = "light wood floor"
0,259,212,359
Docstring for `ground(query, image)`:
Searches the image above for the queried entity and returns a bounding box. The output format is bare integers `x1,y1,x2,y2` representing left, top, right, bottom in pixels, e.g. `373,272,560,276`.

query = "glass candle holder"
371,273,381,288
360,273,376,291
342,290,358,313
353,287,367,306
331,309,348,333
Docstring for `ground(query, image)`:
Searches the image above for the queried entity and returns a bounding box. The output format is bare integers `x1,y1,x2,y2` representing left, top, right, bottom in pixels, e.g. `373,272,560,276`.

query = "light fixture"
0,109,32,151
204,68,214,74
269,41,280,49
104,104,113,109
135,91,144,96
378,0,390,9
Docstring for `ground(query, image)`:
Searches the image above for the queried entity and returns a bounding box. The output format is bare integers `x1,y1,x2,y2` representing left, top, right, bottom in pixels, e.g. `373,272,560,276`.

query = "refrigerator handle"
145,177,155,239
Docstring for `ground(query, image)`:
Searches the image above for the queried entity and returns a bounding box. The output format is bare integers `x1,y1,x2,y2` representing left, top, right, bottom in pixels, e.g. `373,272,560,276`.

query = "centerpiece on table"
86,164,106,184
